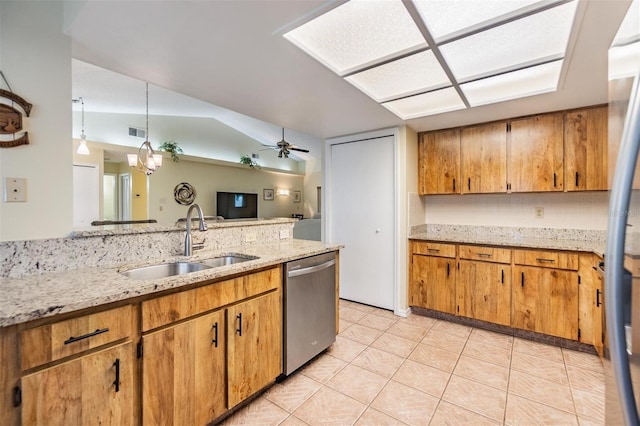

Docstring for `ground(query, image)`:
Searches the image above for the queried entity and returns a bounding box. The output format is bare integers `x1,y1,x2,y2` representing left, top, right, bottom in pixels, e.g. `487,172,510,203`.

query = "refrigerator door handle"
606,71,640,426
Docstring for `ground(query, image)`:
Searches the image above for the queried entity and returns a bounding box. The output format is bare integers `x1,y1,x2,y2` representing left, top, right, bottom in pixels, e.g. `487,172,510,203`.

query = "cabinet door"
512,266,578,339
461,122,507,193
419,129,460,194
410,255,456,314
565,106,608,191
142,310,226,425
509,113,564,192
578,255,600,346
593,271,604,358
458,261,511,326
22,342,134,426
228,290,282,408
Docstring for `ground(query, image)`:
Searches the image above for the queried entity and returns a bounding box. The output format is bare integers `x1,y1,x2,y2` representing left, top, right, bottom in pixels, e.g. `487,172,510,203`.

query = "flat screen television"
216,192,258,219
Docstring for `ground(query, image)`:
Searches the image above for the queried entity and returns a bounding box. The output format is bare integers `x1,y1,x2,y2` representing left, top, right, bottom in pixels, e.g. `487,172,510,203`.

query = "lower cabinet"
458,260,511,326
21,342,135,425
410,254,456,314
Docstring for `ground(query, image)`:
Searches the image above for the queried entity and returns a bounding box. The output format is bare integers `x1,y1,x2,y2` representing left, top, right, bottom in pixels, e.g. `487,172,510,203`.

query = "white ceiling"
65,0,632,140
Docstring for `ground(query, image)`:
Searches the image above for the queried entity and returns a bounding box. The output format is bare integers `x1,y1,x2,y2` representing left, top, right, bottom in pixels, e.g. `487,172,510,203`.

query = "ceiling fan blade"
290,147,309,153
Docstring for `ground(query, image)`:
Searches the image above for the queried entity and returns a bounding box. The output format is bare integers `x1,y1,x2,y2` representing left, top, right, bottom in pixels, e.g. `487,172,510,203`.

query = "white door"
329,136,395,310
119,174,131,221
73,164,100,227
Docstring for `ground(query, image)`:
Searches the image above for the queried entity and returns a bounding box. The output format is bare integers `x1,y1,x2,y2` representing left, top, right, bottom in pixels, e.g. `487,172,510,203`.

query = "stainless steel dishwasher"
282,251,337,376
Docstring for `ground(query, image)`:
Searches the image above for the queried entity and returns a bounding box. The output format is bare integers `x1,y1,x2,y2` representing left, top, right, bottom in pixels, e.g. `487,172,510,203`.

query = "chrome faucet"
184,203,207,256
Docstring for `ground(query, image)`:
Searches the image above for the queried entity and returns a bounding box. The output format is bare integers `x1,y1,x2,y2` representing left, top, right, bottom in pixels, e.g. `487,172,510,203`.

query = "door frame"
324,127,401,315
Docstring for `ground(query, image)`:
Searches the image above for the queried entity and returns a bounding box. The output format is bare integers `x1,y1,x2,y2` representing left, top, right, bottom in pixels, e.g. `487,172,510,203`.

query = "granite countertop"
0,239,341,328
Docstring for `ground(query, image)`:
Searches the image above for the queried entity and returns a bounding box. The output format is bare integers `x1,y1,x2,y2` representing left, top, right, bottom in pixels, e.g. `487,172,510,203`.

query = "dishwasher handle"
288,259,336,278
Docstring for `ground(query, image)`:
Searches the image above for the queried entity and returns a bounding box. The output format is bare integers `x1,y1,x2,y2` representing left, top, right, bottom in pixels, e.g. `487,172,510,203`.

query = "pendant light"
76,97,90,155
128,82,162,175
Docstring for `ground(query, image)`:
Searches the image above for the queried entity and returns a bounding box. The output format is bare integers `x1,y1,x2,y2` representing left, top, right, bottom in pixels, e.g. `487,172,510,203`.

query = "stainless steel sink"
120,261,212,280
199,254,258,268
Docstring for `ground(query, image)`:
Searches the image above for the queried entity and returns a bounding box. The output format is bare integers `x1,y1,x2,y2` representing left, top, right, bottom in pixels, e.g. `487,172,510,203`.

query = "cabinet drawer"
20,305,132,371
412,241,456,258
459,245,511,264
142,266,281,331
514,249,578,270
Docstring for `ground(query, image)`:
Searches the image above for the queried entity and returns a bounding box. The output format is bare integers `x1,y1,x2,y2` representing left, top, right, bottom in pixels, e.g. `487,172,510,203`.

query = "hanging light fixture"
75,97,90,155
127,82,162,175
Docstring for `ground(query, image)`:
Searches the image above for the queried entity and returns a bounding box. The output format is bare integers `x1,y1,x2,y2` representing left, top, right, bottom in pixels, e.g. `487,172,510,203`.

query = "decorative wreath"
174,182,196,205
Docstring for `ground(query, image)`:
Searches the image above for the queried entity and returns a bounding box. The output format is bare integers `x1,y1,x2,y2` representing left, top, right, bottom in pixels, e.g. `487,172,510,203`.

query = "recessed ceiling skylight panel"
382,87,466,119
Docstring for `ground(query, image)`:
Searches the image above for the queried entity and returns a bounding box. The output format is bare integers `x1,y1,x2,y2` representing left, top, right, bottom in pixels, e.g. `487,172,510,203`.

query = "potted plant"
158,140,183,162
240,155,260,169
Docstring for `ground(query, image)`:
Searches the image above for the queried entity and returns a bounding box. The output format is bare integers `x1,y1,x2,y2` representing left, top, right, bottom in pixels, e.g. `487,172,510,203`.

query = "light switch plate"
534,206,544,219
4,177,27,202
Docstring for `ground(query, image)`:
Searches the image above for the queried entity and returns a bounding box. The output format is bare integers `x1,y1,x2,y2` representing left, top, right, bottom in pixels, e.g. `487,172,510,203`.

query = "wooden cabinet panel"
512,266,578,339
565,106,608,191
459,245,511,264
21,305,133,371
578,254,605,349
228,290,282,408
410,254,456,314
142,310,226,425
509,113,564,192
411,241,456,258
461,122,507,193
22,342,134,426
513,249,578,270
419,129,460,195
458,261,511,326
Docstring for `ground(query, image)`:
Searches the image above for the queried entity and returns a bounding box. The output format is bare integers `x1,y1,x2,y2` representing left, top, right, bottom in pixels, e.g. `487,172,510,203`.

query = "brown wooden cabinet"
457,245,511,326
508,113,564,192
461,122,507,194
22,342,135,425
418,129,460,195
565,106,608,191
577,254,604,349
410,254,456,314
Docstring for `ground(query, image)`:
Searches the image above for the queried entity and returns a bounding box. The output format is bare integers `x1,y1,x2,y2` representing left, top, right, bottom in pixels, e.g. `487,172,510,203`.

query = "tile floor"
222,299,605,425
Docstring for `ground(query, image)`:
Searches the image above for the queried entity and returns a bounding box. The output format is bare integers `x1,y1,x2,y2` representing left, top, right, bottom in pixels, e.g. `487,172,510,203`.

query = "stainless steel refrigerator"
605,0,640,423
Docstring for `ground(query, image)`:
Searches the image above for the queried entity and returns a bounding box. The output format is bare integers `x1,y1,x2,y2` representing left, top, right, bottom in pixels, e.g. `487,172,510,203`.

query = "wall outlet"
534,206,544,219
279,229,290,239
4,177,27,202
245,233,257,243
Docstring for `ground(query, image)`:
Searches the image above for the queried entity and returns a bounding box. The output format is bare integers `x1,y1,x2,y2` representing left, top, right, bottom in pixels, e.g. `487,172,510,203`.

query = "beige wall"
0,2,72,241
131,168,148,220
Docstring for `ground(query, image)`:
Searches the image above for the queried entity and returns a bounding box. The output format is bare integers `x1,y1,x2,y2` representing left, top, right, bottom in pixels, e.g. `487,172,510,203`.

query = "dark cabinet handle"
236,313,243,336
453,178,456,192
596,289,602,307
477,253,493,258
575,171,579,187
212,322,219,347
447,263,450,277
64,327,109,345
12,386,21,407
113,358,120,393
501,269,504,284
553,173,557,188
536,258,556,263
521,272,525,287
468,178,471,191
427,248,440,253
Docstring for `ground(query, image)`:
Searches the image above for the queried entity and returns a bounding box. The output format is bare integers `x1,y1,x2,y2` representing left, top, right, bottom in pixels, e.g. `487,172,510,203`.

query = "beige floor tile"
469,328,513,351
371,380,439,426
339,319,354,333
430,401,500,426
572,387,605,423
339,323,382,346
512,338,564,363
326,364,388,405
509,370,575,413
430,320,472,339
462,338,512,368
386,322,429,342
505,394,579,426
370,332,418,358
357,313,397,331
453,355,509,390
442,375,507,422
401,313,438,330
367,308,400,320
326,336,367,363
566,365,605,394
349,302,377,313
351,347,405,378
293,387,367,426
339,299,355,309
279,415,310,426
511,351,569,385
340,307,368,323
222,396,289,426
577,416,606,426
421,329,468,354
409,343,460,373
265,374,322,412
300,354,347,384
392,359,452,398
355,407,408,425
563,349,603,372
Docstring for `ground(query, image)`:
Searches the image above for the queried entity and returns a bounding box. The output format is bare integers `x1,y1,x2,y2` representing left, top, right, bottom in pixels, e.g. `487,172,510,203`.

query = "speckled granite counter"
410,224,606,255
0,239,342,328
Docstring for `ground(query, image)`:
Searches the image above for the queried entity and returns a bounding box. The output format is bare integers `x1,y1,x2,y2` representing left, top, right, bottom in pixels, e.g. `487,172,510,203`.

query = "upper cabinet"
461,122,507,194
418,129,460,195
508,113,564,192
565,106,608,191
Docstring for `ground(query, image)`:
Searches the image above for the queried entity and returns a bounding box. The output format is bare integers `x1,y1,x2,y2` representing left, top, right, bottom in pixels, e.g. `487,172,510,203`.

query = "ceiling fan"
264,128,309,159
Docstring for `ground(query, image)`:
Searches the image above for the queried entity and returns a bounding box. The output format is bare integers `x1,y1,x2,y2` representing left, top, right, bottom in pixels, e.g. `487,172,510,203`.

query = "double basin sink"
120,254,258,280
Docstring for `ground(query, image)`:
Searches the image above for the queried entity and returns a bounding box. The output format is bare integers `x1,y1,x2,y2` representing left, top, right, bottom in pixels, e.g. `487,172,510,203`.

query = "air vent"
128,127,146,138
